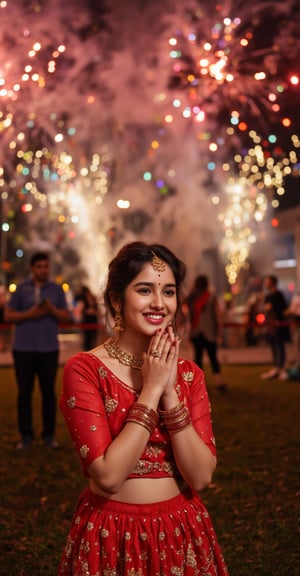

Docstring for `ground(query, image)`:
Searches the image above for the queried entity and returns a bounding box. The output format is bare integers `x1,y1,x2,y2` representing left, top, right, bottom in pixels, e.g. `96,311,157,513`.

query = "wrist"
137,391,161,411
160,390,180,411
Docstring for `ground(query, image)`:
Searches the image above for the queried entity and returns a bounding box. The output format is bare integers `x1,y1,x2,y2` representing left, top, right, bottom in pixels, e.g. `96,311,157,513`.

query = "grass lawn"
0,362,299,576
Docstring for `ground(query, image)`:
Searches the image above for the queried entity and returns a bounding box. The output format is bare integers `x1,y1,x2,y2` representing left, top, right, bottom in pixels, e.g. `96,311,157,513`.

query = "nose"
150,291,164,309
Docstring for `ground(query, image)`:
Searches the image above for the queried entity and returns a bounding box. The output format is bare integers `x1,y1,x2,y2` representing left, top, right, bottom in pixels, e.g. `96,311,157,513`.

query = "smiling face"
120,262,177,338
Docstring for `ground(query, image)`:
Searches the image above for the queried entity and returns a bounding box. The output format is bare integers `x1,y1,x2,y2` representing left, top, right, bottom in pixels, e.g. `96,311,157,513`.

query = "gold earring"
114,307,124,332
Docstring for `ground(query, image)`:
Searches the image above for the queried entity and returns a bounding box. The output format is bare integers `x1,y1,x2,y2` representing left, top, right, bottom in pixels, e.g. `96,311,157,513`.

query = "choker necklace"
104,337,144,371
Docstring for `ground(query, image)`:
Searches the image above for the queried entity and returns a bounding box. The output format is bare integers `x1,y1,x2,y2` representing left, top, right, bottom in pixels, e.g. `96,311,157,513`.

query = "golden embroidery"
182,371,194,382
87,522,94,531
101,528,109,538
79,540,90,554
139,533,148,541
64,535,73,558
98,366,108,378
144,442,165,457
89,425,97,431
124,532,131,540
131,459,178,476
186,542,197,568
159,531,166,540
75,516,81,524
80,444,89,458
105,569,117,575
67,396,76,408
80,560,89,573
170,567,184,575
104,397,118,413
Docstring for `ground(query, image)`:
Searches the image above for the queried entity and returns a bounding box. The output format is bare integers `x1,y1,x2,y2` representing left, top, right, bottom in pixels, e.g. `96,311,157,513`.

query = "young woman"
58,241,229,575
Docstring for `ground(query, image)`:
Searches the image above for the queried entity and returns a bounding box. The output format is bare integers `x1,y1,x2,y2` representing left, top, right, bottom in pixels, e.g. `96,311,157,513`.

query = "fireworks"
0,0,299,287
161,0,300,281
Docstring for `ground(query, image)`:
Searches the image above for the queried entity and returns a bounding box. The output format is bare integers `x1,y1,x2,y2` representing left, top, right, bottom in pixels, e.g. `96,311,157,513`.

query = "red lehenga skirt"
58,488,229,576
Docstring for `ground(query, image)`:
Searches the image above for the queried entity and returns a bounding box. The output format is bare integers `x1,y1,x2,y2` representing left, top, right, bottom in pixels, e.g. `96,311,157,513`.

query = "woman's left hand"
160,325,181,407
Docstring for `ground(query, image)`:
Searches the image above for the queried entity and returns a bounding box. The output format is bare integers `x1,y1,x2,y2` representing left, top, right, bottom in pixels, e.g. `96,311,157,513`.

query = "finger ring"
150,349,162,358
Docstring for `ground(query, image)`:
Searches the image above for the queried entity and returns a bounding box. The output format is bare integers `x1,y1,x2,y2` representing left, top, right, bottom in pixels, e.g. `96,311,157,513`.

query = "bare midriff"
89,476,187,504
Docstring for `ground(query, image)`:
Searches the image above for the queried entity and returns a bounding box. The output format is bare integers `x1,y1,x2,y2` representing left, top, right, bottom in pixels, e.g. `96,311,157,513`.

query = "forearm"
170,426,216,491
88,420,153,493
4,308,32,323
49,307,70,323
88,385,164,493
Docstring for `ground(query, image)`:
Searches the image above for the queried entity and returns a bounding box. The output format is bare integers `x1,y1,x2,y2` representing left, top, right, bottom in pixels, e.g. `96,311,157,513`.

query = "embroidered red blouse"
60,353,216,478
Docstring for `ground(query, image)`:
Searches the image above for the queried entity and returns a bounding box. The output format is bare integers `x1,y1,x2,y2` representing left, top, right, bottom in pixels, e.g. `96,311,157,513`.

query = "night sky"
0,0,300,288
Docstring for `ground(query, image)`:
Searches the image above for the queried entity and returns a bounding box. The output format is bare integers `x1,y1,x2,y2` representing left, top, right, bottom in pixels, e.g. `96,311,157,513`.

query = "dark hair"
194,275,208,292
266,274,278,286
104,241,186,320
30,252,49,266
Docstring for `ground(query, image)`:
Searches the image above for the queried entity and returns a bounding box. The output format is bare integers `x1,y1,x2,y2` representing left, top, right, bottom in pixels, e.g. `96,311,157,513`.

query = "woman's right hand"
140,329,177,400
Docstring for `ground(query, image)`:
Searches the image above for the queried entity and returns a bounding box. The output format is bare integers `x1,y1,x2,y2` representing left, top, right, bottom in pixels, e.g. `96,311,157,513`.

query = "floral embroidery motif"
144,442,165,457
170,567,184,575
67,396,76,408
64,535,73,558
139,533,148,541
89,425,97,431
104,396,118,413
80,444,89,458
101,528,109,538
182,371,194,382
131,459,178,476
87,522,94,531
98,366,108,378
186,543,197,568
79,540,90,554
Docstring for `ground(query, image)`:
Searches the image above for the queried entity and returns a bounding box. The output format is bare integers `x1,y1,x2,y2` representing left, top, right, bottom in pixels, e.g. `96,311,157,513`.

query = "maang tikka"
151,251,166,272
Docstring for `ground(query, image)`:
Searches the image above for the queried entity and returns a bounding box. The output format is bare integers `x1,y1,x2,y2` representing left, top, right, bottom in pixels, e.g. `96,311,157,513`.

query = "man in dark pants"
4,252,70,449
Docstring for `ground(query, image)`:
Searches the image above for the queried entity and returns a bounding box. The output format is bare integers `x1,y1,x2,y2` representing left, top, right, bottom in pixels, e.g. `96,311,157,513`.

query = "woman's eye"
138,287,151,294
164,289,176,297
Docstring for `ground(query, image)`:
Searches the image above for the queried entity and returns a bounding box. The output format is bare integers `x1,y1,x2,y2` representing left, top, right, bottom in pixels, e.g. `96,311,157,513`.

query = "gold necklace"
104,337,144,370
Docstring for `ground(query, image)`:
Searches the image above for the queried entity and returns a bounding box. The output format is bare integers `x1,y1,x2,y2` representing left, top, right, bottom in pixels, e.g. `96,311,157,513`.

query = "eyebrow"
133,281,176,288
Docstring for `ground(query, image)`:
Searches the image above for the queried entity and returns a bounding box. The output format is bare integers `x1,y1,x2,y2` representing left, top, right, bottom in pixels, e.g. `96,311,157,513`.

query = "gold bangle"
159,402,192,433
126,416,155,435
125,402,158,435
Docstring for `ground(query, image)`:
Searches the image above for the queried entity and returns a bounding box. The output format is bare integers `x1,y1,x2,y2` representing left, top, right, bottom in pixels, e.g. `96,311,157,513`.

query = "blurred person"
186,274,227,392
73,285,99,351
4,251,70,449
0,284,10,352
58,241,229,575
286,290,300,377
260,275,290,381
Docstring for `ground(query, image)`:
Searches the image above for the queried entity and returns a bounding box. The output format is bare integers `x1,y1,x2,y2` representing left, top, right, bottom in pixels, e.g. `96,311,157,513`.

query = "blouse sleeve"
60,353,112,475
182,361,216,457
